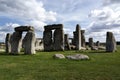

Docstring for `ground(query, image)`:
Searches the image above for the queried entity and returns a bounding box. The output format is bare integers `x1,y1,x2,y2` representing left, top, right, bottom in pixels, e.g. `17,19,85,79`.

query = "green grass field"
0,46,120,80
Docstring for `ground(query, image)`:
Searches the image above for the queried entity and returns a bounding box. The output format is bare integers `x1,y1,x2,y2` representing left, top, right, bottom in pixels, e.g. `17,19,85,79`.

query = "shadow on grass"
0,52,35,56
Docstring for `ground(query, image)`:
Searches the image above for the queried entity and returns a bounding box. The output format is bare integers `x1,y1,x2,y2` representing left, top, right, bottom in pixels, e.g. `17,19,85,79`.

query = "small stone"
66,54,89,60
53,54,65,59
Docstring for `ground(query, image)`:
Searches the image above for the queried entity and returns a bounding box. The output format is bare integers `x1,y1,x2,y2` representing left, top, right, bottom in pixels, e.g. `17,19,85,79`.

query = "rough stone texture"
44,24,63,31
64,34,71,50
96,41,100,47
53,54,65,59
5,33,12,53
10,32,22,54
54,29,64,51
23,31,36,54
66,54,89,60
81,47,86,50
15,26,34,32
43,24,64,51
106,32,116,52
81,30,86,47
73,24,81,50
89,38,94,48
43,30,53,51
35,38,44,51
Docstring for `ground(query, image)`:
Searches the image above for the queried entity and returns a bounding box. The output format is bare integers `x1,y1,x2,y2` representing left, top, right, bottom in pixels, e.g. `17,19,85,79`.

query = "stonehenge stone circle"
6,26,36,54
106,32,116,52
64,34,71,50
73,24,81,50
81,30,86,47
10,31,22,54
89,38,94,49
23,31,36,54
43,24,64,51
5,33,12,53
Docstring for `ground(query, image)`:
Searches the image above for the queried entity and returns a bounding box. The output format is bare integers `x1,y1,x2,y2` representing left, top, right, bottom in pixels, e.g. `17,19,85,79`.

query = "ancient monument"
72,24,81,50
89,38,94,49
6,26,36,54
5,33,12,53
96,41,100,48
43,24,64,51
81,30,86,47
64,34,71,50
106,32,116,52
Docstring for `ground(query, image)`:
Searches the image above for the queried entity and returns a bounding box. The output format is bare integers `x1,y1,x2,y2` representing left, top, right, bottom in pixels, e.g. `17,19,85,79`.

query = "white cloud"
86,1,120,42
0,0,57,31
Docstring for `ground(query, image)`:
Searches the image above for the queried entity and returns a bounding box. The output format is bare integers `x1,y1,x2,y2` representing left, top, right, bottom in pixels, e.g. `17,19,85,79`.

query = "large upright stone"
89,38,94,48
54,29,64,51
10,32,22,54
23,31,36,54
81,30,86,47
73,24,81,50
5,33,12,53
106,32,116,52
64,34,71,50
43,30,53,51
96,41,100,47
43,24,64,51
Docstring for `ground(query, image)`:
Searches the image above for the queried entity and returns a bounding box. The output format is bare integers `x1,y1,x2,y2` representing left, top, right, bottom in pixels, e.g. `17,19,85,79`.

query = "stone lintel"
14,26,34,32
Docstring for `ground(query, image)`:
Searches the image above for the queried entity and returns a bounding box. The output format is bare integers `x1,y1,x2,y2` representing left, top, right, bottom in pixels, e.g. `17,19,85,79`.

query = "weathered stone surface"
66,54,89,60
106,32,116,52
81,47,86,50
5,33,12,53
81,30,86,47
73,24,81,50
96,41,100,47
44,24,63,31
54,29,64,51
14,26,34,32
10,32,22,54
23,31,36,54
43,24,64,51
64,34,71,50
43,30,53,51
89,38,94,48
53,54,65,59
35,38,44,51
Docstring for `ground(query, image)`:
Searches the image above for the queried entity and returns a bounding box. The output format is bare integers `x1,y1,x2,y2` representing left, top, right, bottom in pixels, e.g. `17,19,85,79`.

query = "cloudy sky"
0,0,120,42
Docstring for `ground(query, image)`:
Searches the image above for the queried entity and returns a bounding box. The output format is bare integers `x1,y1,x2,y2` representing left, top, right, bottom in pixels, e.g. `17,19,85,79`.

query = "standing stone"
54,29,64,51
73,24,81,50
5,33,12,53
96,41,100,47
43,24,64,51
89,38,94,48
64,34,71,50
106,32,116,52
10,32,22,54
43,30,53,51
81,30,86,47
23,31,36,54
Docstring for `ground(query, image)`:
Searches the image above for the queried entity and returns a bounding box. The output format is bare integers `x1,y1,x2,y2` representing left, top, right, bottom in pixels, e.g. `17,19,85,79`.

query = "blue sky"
0,0,120,42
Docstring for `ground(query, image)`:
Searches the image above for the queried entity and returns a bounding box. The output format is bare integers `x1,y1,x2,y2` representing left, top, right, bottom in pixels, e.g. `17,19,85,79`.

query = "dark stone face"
5,33,12,53
106,32,116,52
72,24,81,50
43,24,64,51
14,26,34,32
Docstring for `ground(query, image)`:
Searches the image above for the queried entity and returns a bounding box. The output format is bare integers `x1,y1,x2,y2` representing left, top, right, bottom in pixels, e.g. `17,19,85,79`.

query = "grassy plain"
0,46,120,80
